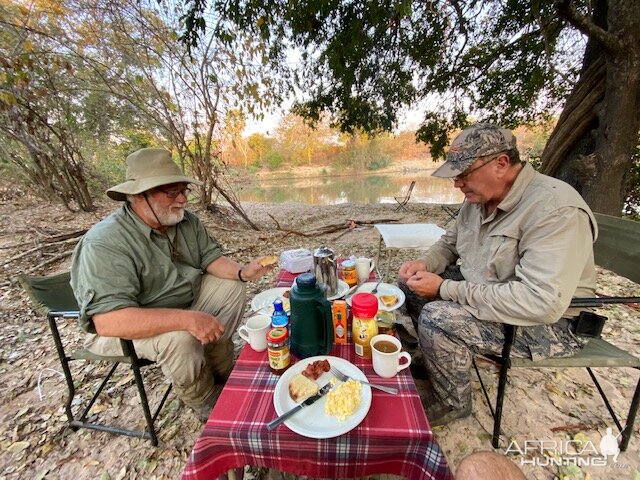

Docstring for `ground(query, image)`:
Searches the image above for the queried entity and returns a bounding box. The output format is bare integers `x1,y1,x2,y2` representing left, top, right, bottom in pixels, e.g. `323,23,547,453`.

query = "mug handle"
369,258,376,273
238,325,250,343
397,352,412,372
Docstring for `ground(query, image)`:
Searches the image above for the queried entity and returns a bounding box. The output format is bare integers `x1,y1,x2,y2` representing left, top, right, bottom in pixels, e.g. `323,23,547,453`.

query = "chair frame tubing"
475,323,640,452
48,312,172,446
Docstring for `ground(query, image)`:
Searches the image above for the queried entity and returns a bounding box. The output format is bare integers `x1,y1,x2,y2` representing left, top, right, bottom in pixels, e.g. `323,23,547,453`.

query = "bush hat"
107,148,202,201
432,123,517,178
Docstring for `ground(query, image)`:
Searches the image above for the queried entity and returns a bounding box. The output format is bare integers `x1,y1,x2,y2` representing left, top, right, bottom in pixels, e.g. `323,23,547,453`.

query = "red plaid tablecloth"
274,262,376,288
182,344,452,480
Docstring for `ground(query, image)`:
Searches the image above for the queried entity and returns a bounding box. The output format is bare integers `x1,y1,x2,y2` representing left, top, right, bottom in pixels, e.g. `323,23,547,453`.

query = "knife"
267,382,333,430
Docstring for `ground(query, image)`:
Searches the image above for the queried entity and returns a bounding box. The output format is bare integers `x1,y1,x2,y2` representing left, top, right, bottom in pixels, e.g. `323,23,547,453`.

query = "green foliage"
193,0,584,161
366,156,391,171
264,151,284,170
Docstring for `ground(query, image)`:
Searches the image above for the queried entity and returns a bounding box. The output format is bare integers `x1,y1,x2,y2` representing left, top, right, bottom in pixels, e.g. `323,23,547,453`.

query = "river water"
235,170,464,206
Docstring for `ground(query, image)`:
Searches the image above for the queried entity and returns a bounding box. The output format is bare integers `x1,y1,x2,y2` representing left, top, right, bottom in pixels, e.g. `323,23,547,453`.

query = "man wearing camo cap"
398,123,598,425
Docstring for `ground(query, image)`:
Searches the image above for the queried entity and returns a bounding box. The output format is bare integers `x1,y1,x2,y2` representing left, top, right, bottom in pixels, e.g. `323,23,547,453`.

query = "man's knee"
456,452,526,480
153,331,207,385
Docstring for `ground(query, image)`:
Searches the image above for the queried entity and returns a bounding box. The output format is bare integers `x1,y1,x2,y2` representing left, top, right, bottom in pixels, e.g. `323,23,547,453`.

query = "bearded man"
71,148,274,420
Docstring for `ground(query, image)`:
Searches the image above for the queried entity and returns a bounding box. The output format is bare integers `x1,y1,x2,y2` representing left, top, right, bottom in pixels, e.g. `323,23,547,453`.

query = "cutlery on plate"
370,279,383,295
329,366,398,395
267,382,334,430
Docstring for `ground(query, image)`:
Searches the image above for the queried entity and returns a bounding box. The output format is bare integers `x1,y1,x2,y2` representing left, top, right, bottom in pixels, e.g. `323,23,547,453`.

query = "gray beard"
156,208,185,226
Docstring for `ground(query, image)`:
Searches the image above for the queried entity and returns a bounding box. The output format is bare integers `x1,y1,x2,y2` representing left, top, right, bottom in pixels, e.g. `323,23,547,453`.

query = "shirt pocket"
486,234,520,282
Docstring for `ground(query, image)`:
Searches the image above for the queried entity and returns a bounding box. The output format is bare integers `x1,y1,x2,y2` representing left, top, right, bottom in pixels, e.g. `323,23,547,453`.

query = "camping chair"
394,181,416,212
474,213,640,451
441,202,463,226
19,271,172,446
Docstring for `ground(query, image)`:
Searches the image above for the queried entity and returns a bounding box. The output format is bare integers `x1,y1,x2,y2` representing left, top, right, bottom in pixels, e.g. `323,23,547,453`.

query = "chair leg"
620,374,640,452
492,360,510,448
131,361,159,446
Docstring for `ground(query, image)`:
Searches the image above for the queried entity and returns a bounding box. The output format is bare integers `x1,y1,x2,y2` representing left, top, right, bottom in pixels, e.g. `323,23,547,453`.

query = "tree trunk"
541,0,640,217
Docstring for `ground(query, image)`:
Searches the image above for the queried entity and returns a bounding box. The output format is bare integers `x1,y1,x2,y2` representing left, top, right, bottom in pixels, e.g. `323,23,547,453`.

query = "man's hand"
398,260,428,281
241,257,276,281
187,311,225,344
406,271,444,299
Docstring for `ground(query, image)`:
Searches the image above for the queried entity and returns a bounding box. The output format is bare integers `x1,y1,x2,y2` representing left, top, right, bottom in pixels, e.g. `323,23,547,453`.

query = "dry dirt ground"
1,191,639,480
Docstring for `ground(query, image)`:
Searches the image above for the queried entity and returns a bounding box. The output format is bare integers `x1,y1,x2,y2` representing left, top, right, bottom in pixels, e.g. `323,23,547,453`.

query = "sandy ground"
0,193,639,480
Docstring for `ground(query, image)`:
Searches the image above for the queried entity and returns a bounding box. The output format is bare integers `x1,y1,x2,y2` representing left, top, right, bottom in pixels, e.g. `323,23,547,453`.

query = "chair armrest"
570,296,640,308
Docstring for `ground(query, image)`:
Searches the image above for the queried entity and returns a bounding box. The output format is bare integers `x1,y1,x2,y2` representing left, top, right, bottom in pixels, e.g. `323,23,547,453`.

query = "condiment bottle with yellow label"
351,293,379,359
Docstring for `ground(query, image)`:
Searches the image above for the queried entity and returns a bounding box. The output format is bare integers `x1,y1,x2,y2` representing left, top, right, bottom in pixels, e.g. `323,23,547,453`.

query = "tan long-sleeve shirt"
425,163,598,326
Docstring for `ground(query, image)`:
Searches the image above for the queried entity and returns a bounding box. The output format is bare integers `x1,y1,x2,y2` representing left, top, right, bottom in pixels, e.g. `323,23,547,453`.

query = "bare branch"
554,0,624,52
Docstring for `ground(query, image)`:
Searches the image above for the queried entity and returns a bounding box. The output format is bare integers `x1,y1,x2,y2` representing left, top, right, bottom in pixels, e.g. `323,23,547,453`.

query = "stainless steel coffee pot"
313,246,338,297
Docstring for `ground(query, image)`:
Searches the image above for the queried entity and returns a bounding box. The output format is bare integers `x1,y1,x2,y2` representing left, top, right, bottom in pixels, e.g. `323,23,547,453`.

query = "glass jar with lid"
267,327,291,375
351,293,379,359
341,259,357,287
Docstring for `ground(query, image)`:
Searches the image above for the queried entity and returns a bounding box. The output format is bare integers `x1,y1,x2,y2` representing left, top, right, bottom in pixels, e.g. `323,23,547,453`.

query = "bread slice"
379,294,398,307
259,255,279,267
288,373,319,403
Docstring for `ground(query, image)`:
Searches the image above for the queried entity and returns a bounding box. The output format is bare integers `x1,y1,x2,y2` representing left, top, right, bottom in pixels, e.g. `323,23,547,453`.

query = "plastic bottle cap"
267,327,288,342
273,298,285,312
351,292,379,318
342,259,355,268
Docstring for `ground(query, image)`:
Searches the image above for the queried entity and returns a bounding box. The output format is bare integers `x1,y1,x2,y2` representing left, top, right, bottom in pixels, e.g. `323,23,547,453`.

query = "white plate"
251,288,291,313
272,355,372,439
346,282,406,311
287,279,350,301
327,279,350,301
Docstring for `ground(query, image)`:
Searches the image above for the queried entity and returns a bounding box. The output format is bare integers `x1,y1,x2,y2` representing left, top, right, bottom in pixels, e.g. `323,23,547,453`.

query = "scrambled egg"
324,378,361,421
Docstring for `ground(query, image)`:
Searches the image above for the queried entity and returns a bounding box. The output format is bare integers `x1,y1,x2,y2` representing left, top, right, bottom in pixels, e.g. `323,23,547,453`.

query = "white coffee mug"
356,257,375,284
371,334,411,378
238,314,271,352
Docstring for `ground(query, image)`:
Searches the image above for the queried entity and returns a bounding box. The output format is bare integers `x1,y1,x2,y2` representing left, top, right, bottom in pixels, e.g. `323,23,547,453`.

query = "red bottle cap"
351,293,378,318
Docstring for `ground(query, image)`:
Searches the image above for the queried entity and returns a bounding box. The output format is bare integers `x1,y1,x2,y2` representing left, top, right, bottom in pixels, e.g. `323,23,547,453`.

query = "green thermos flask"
289,272,333,359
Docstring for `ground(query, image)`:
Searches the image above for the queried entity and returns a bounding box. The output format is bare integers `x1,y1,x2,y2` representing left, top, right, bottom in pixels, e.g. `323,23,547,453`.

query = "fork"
370,279,383,295
329,366,398,395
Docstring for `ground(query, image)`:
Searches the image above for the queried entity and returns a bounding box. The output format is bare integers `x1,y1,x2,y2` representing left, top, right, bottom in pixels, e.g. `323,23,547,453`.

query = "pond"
234,170,464,205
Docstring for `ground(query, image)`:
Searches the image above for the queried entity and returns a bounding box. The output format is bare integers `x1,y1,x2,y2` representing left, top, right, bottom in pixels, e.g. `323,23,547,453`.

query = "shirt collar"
495,162,535,213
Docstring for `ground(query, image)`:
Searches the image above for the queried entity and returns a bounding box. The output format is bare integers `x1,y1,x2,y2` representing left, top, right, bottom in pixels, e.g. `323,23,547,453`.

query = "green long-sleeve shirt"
71,204,223,333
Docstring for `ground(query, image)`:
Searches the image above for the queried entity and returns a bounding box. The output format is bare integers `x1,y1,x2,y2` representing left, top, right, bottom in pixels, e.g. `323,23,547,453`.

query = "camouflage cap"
432,123,517,178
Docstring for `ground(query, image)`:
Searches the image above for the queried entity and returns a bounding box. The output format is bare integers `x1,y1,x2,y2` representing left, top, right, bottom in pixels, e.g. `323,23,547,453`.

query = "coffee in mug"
371,334,411,378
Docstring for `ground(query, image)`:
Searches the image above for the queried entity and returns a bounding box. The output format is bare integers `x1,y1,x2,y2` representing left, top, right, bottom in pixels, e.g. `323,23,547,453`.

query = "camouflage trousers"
398,268,583,411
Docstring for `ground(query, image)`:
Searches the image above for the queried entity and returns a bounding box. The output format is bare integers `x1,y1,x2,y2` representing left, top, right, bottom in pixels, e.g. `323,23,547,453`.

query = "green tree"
0,1,95,211
179,0,640,216
246,133,270,165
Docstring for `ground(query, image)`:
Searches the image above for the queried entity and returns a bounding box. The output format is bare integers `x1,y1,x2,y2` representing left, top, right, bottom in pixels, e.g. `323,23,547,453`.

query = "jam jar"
341,259,358,287
267,327,291,375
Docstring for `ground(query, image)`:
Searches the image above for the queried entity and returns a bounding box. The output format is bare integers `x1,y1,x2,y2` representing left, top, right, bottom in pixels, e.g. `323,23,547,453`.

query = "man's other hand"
406,271,444,299
398,260,428,281
188,311,225,344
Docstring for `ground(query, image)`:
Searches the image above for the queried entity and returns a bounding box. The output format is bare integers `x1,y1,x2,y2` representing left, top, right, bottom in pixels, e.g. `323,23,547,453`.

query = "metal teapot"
313,246,338,297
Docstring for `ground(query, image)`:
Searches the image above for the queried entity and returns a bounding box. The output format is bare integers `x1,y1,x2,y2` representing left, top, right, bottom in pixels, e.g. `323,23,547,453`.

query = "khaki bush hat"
107,148,202,201
432,123,517,178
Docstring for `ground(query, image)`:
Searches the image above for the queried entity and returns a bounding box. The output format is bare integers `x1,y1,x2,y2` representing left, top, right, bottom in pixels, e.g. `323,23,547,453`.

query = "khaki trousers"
86,274,246,409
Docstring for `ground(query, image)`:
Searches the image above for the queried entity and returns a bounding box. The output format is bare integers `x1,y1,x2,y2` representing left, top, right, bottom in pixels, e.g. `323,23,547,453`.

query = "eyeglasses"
156,186,191,198
452,156,498,183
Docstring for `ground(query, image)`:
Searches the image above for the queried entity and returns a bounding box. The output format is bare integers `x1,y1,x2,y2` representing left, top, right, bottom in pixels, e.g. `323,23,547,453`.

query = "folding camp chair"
441,202,463,226
394,181,416,212
19,271,172,446
474,213,640,451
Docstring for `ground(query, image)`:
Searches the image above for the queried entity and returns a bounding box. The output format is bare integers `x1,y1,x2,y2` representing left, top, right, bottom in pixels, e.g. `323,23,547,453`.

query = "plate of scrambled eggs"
273,355,372,439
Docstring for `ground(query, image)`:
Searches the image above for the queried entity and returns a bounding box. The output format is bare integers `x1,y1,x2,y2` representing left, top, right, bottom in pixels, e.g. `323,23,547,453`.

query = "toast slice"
259,255,279,267
379,294,398,307
288,373,319,402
